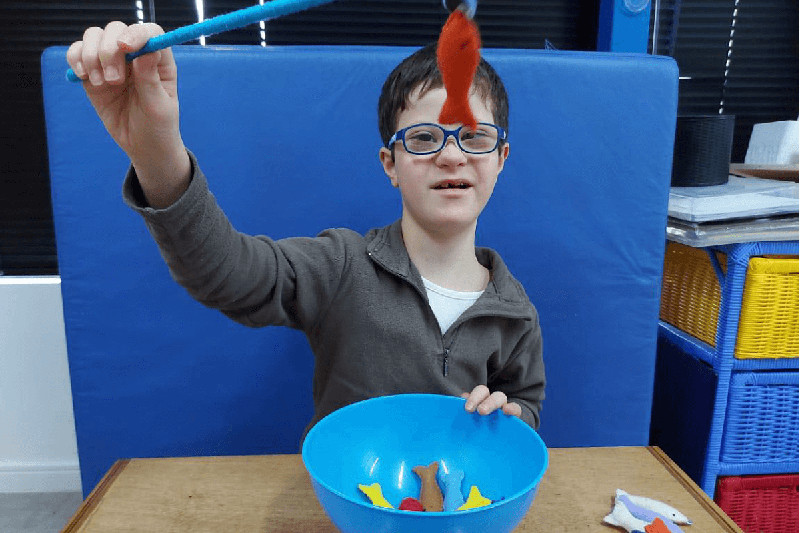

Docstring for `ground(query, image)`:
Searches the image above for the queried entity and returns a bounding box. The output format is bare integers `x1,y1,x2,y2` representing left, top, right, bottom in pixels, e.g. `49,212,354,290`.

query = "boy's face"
379,86,509,236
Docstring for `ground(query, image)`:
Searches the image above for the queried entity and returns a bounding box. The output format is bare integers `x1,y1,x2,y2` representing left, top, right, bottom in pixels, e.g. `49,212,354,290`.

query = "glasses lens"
459,125,499,153
404,124,445,154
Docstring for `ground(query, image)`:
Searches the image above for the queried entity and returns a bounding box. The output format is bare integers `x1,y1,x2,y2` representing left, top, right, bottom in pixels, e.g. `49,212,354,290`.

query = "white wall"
0,277,81,493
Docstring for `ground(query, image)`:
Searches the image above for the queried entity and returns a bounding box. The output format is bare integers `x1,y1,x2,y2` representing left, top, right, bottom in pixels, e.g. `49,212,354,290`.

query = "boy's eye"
460,127,497,151
406,127,442,142
460,129,490,141
409,132,436,142
404,126,443,151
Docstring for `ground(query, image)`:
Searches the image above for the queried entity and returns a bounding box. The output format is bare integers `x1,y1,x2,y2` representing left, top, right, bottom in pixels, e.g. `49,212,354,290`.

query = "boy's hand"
461,385,523,418
66,22,190,207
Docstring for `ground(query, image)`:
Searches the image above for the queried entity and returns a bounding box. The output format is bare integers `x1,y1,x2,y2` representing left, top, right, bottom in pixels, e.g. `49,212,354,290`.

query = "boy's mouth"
432,179,471,190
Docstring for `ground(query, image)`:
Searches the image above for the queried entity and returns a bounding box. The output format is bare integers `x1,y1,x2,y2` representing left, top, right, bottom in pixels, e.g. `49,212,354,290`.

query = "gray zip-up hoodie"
123,152,545,436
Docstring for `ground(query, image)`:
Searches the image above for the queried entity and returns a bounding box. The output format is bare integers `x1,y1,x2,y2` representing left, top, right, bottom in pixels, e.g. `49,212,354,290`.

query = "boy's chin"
424,215,480,235
402,206,483,237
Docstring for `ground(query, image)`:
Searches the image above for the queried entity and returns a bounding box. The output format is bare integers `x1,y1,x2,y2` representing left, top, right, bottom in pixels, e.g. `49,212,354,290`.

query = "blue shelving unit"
651,240,799,497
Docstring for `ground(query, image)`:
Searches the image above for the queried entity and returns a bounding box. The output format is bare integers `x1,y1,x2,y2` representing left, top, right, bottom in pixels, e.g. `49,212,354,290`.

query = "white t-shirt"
422,276,484,334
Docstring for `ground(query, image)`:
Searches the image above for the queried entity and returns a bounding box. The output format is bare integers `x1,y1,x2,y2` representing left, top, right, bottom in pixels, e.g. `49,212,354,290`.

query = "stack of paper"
669,177,798,223
667,176,798,247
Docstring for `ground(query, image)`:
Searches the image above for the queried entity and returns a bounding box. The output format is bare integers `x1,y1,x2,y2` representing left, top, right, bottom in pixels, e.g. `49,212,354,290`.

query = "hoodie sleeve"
122,150,349,331
492,309,545,429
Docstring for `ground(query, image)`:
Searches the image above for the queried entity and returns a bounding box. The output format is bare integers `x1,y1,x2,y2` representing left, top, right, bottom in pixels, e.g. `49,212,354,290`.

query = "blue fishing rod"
66,0,479,82
66,0,337,81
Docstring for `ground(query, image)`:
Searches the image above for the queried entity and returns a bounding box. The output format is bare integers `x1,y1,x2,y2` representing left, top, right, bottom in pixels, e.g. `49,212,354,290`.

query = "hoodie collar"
366,220,529,306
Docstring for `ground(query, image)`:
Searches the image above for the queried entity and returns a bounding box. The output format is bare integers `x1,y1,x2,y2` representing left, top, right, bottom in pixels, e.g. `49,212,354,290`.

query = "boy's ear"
497,142,510,175
379,147,400,187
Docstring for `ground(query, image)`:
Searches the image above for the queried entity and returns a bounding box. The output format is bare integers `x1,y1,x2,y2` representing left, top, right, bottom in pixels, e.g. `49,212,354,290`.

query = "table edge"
61,459,130,533
647,446,743,533
59,449,745,533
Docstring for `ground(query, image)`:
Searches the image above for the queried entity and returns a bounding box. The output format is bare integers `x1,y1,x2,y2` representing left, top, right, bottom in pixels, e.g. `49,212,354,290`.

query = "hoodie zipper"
368,241,529,378
369,249,455,376
440,329,461,377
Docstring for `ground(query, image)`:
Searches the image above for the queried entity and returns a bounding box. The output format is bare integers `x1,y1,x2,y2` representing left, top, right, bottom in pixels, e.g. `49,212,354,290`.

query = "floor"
0,491,83,533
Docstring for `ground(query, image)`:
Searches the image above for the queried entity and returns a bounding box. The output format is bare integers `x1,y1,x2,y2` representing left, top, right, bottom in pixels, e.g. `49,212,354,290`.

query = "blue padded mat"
41,45,677,495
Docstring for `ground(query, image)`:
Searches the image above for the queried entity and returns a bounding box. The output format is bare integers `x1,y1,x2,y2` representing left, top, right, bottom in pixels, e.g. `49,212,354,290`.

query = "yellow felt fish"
358,482,394,509
457,485,492,510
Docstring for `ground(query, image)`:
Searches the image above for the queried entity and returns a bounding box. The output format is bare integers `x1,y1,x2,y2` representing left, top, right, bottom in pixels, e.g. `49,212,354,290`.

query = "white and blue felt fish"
604,489,691,533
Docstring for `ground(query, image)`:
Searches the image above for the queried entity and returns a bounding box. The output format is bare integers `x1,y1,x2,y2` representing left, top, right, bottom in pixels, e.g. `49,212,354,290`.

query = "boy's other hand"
66,22,190,205
461,385,522,418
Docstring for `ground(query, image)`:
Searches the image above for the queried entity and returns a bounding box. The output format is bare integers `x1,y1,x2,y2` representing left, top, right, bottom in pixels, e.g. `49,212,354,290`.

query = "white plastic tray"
668,176,798,223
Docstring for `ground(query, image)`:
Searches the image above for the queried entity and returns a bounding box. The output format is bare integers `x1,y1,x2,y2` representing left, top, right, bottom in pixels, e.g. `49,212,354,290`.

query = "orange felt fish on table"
436,4,481,130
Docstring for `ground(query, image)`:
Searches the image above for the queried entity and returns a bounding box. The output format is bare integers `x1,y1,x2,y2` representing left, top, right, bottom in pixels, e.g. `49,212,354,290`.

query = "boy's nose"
437,137,466,161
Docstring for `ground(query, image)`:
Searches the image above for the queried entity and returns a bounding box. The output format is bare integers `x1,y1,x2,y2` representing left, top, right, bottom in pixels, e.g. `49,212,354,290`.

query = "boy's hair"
378,43,509,148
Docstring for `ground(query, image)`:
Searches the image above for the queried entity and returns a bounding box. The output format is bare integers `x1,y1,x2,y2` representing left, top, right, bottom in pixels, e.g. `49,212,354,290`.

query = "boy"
66,22,545,436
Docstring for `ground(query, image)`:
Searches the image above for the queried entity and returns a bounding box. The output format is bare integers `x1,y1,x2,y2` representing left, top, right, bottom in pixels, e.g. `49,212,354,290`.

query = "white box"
745,120,799,165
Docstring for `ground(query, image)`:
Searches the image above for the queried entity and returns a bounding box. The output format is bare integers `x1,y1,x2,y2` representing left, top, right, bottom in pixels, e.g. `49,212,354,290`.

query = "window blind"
0,2,138,275
156,1,597,50
650,0,798,162
722,0,798,161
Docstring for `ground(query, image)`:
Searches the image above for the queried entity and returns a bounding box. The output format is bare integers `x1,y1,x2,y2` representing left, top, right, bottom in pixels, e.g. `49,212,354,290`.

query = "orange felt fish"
413,462,444,512
436,8,481,130
644,518,671,533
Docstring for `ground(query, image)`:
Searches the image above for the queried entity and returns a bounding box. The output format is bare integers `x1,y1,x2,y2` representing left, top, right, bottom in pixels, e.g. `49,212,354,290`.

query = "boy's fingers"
66,41,87,79
97,21,129,84
464,387,521,418
118,22,165,53
502,401,523,418
477,391,508,415
121,23,177,93
464,384,490,411
80,26,104,86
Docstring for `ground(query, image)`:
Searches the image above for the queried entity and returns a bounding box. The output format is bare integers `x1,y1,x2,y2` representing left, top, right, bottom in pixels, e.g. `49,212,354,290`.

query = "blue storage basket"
720,371,799,467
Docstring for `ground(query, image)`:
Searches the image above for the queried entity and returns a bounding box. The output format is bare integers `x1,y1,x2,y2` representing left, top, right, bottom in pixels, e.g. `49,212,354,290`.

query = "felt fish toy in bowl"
358,463,496,513
302,394,548,533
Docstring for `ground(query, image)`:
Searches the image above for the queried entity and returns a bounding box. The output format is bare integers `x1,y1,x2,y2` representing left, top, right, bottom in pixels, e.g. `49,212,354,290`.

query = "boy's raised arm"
66,22,191,209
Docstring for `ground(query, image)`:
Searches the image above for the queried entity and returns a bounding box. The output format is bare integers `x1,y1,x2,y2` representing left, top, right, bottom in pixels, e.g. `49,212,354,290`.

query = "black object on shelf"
672,115,736,187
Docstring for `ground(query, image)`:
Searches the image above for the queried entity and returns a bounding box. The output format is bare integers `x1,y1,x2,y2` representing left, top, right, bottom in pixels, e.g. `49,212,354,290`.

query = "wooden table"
62,447,742,532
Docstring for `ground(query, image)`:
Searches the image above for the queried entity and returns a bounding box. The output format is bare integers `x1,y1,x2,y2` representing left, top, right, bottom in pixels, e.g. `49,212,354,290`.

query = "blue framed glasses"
387,122,507,155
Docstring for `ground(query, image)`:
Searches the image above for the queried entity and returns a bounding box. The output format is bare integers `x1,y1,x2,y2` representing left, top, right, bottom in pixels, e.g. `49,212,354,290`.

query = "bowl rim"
301,393,549,516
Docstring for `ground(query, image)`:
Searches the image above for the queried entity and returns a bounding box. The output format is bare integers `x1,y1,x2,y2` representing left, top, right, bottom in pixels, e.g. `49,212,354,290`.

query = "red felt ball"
399,497,425,512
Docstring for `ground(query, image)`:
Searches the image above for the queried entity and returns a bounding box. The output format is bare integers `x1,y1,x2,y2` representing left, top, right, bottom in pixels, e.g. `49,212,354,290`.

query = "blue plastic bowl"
302,393,548,533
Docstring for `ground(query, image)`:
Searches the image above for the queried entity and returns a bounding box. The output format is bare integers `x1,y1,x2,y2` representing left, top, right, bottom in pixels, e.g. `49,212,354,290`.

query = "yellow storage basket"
735,256,799,359
660,243,724,347
660,242,799,359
